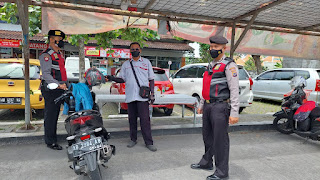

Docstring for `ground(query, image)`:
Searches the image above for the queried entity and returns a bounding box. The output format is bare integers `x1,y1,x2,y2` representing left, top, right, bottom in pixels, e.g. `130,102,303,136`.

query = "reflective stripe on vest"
202,58,233,100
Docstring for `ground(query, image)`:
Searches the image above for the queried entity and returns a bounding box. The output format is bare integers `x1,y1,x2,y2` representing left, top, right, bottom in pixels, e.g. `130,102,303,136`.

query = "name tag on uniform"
214,64,221,70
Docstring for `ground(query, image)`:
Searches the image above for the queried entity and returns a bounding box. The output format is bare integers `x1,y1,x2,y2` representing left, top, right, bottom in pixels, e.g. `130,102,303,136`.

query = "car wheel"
239,107,245,113
118,103,127,114
164,108,173,116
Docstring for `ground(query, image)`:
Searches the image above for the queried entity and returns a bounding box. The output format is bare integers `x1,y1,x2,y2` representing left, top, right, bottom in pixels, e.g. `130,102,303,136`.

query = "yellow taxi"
0,58,44,110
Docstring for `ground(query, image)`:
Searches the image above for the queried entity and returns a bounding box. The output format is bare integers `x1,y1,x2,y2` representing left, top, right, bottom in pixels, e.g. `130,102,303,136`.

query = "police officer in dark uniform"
39,30,68,150
191,36,240,180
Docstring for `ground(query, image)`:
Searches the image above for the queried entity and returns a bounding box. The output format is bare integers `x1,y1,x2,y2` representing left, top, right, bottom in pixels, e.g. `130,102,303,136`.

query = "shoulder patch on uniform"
44,54,50,61
229,67,237,77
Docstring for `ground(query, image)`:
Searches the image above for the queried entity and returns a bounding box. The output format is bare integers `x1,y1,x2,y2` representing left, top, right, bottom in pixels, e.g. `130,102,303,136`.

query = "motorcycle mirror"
47,83,59,90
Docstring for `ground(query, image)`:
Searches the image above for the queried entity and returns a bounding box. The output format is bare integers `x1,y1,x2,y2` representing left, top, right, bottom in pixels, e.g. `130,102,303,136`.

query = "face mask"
55,40,64,48
131,51,140,57
210,49,223,59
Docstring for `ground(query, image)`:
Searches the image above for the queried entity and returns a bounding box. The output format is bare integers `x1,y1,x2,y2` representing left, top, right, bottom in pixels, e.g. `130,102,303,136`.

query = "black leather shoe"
47,143,63,150
190,163,213,170
206,174,228,180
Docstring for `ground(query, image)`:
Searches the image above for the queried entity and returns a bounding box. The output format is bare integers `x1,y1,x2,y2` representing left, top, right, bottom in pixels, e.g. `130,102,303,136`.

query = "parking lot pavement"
0,131,319,180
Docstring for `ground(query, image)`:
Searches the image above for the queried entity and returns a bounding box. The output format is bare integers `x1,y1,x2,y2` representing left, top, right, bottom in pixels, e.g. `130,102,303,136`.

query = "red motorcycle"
273,76,320,140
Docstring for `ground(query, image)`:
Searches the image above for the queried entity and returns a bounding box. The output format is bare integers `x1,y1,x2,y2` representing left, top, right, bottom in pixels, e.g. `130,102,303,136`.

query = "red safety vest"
202,57,233,100
41,48,67,81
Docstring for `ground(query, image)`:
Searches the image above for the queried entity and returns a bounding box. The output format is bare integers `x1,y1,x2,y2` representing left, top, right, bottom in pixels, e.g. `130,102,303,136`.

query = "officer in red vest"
191,35,239,180
39,30,68,150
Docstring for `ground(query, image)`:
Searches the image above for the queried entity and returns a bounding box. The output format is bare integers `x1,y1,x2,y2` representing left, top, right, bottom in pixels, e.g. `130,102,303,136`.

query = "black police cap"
209,35,228,44
48,30,65,39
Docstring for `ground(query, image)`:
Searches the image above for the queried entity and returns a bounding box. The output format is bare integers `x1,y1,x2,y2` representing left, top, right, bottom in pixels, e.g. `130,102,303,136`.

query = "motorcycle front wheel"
273,117,294,134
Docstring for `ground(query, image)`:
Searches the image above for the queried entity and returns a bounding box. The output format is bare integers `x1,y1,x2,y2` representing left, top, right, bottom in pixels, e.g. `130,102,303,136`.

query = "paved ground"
0,131,319,180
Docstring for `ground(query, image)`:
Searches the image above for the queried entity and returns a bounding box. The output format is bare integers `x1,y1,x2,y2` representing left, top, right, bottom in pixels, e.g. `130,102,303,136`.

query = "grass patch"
242,99,281,114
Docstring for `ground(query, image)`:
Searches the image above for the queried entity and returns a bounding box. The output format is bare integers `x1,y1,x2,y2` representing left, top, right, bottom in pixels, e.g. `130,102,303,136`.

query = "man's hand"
229,116,239,125
149,94,155,105
197,107,203,114
58,83,67,90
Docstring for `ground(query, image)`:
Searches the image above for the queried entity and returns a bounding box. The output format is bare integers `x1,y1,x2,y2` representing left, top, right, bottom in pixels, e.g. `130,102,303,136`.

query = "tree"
252,55,263,75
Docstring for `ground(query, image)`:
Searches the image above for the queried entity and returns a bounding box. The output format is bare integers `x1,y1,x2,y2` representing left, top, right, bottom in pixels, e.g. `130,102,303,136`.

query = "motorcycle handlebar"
54,91,73,104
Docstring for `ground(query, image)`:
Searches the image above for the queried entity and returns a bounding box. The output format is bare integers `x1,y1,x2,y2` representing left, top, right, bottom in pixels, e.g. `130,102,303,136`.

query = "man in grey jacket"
106,42,157,152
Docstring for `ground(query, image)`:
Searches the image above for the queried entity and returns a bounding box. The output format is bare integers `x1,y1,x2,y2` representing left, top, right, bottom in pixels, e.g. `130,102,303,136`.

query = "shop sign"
29,43,48,49
0,39,48,49
85,46,131,58
0,39,20,47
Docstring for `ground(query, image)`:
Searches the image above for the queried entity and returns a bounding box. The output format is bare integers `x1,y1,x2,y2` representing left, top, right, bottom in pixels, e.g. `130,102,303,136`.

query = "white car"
253,68,320,103
65,57,91,83
170,63,253,113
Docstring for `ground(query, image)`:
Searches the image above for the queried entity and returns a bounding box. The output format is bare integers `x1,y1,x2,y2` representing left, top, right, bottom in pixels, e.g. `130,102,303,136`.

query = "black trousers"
41,86,64,145
199,102,230,178
127,101,153,145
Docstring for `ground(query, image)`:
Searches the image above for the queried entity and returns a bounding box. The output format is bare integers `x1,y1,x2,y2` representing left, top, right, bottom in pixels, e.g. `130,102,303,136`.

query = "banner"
42,6,320,59
42,7,158,35
0,39,48,49
85,46,132,58
0,39,20,47
169,22,320,59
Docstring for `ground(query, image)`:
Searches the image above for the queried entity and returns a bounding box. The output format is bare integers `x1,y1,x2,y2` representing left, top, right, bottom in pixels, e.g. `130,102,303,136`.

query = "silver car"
252,68,320,103
170,63,253,113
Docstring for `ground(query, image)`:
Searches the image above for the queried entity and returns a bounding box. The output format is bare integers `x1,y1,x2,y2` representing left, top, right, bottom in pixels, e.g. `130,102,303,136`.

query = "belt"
205,99,229,103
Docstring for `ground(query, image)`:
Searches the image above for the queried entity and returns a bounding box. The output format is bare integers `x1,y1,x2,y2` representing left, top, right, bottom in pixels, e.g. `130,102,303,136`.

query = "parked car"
170,63,253,113
65,57,90,83
252,68,320,103
110,67,175,115
0,58,44,110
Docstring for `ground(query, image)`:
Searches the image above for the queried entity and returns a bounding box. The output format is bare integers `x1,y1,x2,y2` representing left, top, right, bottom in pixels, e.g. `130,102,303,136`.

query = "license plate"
72,137,103,157
0,97,21,104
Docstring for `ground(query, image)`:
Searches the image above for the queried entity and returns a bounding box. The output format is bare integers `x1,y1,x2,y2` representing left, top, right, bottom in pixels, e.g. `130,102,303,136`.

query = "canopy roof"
10,0,320,36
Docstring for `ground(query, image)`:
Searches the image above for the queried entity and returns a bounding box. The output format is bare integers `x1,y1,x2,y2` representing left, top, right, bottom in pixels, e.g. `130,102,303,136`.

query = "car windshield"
238,68,249,80
153,69,168,81
0,63,40,80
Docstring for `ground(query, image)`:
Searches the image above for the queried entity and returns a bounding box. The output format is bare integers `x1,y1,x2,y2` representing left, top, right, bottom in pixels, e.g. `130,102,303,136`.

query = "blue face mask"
210,49,223,58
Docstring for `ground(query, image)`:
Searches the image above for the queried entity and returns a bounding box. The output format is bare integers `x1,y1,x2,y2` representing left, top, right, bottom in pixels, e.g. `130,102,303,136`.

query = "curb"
0,121,274,145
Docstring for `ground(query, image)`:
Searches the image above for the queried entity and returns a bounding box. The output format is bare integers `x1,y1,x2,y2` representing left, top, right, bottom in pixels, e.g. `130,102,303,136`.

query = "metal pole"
193,105,197,125
230,22,236,59
78,37,85,82
182,104,185,118
16,0,33,129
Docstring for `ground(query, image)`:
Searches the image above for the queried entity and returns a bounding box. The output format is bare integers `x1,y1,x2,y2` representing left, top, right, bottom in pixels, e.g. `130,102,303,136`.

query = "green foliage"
0,3,17,24
68,34,90,46
244,56,267,72
198,43,211,63
274,58,283,68
244,56,256,71
0,3,41,36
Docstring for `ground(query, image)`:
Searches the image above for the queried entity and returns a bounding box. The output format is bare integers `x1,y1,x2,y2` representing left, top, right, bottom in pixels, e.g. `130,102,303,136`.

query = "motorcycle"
273,84,320,141
49,82,115,180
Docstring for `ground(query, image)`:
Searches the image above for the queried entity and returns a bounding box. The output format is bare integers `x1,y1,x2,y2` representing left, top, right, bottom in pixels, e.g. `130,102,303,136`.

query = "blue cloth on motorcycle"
63,83,93,115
